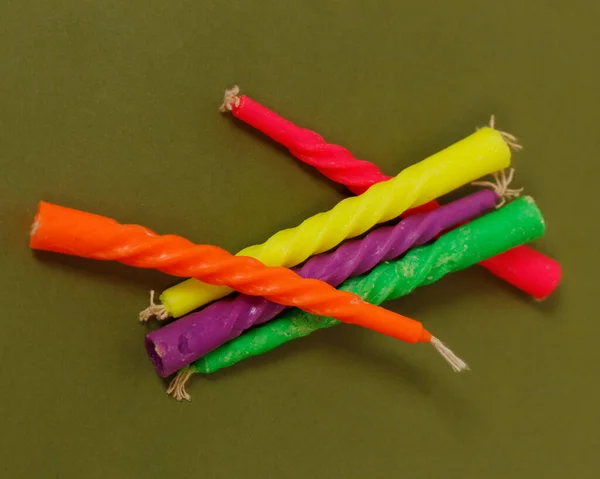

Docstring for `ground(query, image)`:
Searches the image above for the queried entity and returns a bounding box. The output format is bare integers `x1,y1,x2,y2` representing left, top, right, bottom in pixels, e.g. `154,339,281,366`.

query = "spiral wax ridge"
29,201,425,346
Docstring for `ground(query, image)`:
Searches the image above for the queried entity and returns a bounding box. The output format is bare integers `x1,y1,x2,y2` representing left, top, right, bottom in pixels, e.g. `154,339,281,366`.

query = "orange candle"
30,201,467,369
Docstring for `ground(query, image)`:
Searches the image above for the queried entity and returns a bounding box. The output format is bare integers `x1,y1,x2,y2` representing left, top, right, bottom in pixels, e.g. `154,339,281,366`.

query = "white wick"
219,85,241,112
430,336,470,372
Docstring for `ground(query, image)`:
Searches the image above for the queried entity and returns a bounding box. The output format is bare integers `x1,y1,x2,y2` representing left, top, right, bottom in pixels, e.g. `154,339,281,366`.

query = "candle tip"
478,115,523,152
167,367,194,401
139,290,169,322
30,218,40,238
430,336,470,372
219,85,241,112
472,168,524,208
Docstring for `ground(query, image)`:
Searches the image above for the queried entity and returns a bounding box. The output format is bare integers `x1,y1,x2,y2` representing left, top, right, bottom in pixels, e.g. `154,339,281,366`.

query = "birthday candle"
30,201,467,370
146,189,498,377
168,196,545,400
219,86,390,196
220,86,561,300
148,125,511,320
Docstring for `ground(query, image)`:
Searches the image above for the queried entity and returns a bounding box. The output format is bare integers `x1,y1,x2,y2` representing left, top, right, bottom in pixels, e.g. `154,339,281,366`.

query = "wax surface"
229,94,561,299
479,246,561,299
160,127,511,317
191,196,544,375
148,190,497,377
233,95,390,195
30,201,429,344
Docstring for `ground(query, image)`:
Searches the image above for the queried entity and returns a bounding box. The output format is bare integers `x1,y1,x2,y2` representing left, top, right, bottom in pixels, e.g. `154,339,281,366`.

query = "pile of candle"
29,86,561,401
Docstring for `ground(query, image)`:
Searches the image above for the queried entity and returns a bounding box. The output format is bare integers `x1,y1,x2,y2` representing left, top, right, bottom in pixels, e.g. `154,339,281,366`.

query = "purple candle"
146,189,498,377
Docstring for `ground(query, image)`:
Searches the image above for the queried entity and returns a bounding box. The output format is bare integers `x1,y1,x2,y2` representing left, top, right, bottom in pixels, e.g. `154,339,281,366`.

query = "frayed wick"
138,290,169,322
481,114,523,152
167,367,194,401
472,168,524,208
430,336,470,372
219,85,241,112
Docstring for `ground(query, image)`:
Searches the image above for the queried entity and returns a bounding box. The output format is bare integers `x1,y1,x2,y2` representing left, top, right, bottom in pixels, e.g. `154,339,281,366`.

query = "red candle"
220,87,561,300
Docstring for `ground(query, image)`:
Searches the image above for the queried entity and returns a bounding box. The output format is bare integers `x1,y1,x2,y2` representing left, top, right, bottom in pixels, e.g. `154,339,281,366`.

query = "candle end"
30,218,40,238
29,201,45,244
472,168,524,208
167,367,194,401
478,115,523,152
487,115,523,152
139,290,169,322
430,336,470,372
219,85,241,112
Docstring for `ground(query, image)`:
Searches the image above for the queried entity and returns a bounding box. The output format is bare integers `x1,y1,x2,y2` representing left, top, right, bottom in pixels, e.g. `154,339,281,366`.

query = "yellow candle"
154,127,511,319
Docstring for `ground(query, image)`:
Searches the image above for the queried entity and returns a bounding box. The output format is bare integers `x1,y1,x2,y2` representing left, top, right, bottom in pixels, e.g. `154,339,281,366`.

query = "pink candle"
220,87,561,299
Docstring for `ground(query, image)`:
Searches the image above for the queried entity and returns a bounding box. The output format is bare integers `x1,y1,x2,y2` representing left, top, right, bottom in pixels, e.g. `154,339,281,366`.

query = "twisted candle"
147,189,497,377
220,86,561,300
152,125,510,319
30,202,452,352
220,87,390,195
169,196,545,400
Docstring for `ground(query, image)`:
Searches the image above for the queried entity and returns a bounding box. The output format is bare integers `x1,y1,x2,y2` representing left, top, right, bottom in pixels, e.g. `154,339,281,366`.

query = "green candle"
169,196,545,400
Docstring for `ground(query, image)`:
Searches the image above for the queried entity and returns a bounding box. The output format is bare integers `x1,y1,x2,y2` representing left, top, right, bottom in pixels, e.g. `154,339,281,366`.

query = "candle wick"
478,115,523,152
472,168,524,208
219,85,241,112
430,336,470,372
138,290,169,322
497,130,523,152
167,367,193,401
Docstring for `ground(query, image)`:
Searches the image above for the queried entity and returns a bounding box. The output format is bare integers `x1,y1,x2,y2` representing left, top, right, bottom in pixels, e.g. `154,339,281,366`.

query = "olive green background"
1,1,598,477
